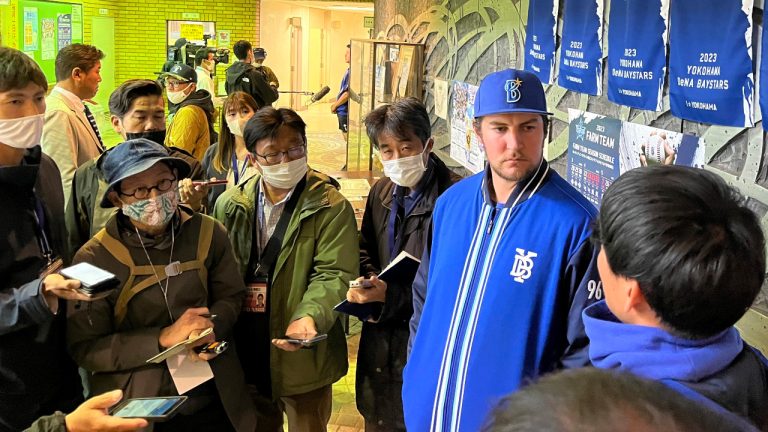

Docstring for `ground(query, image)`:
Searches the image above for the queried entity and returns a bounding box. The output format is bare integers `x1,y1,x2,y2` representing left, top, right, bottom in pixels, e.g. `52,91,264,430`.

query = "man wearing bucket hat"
66,138,256,430
402,69,600,432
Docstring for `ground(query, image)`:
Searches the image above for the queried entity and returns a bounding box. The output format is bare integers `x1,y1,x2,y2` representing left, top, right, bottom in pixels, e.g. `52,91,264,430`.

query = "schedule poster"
568,109,705,205
57,14,72,51
449,81,484,174
566,109,620,206
607,0,669,111
558,0,604,95
523,0,559,84
669,0,754,127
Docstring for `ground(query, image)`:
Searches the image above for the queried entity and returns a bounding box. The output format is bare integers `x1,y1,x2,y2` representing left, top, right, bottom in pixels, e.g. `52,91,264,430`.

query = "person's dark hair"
593,166,766,339
108,79,163,119
483,369,753,432
194,49,206,67
0,47,48,93
213,91,261,172
364,97,431,149
55,43,105,82
233,40,252,61
243,107,307,153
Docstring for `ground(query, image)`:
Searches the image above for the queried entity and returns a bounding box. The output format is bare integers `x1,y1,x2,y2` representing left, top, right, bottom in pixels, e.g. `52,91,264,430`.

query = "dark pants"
248,384,333,432
337,114,349,133
154,397,235,432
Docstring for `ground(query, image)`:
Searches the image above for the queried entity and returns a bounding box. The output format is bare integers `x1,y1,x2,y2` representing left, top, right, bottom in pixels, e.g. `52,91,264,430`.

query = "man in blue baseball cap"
402,69,601,432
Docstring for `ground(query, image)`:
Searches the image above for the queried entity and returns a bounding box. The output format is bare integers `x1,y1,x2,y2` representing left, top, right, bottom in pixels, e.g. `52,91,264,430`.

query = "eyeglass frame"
165,79,193,90
119,177,178,200
253,144,307,165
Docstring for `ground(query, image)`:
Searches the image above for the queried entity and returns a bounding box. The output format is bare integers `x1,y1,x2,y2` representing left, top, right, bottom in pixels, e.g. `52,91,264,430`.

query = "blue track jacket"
403,160,600,432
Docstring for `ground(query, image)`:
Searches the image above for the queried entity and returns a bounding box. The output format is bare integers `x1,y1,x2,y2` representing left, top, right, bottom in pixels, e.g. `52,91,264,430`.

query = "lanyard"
32,197,53,263
232,152,249,185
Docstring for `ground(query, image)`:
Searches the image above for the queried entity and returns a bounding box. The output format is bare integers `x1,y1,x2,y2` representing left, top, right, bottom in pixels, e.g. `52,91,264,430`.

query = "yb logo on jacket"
510,248,537,283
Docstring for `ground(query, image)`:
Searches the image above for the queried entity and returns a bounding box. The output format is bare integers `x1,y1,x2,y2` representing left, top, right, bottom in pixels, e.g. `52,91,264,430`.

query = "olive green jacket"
213,169,359,396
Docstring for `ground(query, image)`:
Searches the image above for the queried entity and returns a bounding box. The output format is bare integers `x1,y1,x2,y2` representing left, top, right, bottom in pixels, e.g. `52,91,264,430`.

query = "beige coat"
42,88,103,209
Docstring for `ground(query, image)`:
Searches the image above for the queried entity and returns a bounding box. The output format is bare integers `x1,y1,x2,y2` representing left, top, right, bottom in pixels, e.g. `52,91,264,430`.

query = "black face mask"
125,130,167,146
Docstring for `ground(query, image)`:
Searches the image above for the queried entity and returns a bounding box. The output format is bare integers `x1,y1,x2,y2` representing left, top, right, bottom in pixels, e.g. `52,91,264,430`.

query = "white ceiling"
268,0,374,12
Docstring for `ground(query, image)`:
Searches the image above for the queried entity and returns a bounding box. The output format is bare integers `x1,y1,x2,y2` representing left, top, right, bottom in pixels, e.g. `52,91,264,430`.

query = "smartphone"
60,262,120,296
110,396,187,421
280,333,328,347
192,179,229,187
349,279,373,289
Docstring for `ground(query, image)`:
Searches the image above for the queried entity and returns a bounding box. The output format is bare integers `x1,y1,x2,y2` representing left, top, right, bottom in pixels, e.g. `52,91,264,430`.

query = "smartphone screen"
112,396,186,418
60,262,115,286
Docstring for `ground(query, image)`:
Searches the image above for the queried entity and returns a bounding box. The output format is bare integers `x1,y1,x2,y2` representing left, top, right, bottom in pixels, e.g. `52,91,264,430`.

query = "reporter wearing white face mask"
211,107,358,431
347,97,462,431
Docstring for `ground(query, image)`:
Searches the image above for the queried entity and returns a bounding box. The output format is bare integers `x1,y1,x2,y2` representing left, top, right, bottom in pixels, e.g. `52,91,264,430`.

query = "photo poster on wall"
607,0,669,111
434,77,449,120
449,81,485,174
567,109,705,206
523,0,559,84
557,0,604,95
668,0,754,127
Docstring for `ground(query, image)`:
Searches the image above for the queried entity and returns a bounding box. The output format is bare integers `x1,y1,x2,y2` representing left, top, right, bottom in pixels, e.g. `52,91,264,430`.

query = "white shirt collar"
53,86,85,112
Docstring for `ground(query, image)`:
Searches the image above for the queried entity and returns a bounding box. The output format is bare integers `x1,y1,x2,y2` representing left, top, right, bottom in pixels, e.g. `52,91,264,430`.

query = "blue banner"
607,0,668,111
669,0,754,127
558,0,604,95
760,11,768,129
523,0,559,84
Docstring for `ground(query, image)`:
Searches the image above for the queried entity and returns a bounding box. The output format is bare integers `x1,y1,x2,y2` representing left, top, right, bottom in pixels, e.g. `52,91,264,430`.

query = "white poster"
449,80,484,173
434,78,448,119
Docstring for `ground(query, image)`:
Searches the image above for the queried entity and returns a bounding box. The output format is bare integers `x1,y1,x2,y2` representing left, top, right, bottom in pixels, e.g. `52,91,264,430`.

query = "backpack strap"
94,216,216,326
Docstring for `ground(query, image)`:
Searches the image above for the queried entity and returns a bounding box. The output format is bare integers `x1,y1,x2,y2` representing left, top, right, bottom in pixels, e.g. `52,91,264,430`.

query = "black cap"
253,47,266,59
158,63,196,83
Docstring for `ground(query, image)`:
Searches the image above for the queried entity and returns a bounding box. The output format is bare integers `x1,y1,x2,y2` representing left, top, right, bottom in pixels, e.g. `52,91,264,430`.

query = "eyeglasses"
254,145,307,165
165,80,191,89
120,177,177,200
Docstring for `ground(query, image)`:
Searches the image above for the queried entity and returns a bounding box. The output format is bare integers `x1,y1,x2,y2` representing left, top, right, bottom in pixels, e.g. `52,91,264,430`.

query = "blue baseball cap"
98,138,190,208
473,69,553,118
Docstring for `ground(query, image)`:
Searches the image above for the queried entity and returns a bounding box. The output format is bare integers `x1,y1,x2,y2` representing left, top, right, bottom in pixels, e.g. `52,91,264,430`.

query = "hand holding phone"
110,396,187,421
279,333,328,347
59,262,120,297
192,179,228,187
349,279,374,289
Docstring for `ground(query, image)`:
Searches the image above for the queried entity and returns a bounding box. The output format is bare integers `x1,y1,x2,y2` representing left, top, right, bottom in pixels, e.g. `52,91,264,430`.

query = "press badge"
243,282,267,313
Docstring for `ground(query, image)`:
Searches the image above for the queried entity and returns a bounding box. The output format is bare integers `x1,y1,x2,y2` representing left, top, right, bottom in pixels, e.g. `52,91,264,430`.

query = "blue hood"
583,301,743,382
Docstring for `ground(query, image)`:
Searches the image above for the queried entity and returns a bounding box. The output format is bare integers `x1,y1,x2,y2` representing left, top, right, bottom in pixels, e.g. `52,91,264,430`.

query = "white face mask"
167,86,191,105
258,156,308,189
0,113,45,149
226,116,243,137
382,149,429,188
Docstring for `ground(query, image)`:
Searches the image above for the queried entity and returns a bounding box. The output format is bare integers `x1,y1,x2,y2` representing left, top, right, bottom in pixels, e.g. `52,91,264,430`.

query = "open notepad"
334,251,421,321
146,327,213,364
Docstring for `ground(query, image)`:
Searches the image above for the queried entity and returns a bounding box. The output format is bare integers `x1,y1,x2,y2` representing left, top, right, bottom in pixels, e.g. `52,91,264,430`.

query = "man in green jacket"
213,107,358,431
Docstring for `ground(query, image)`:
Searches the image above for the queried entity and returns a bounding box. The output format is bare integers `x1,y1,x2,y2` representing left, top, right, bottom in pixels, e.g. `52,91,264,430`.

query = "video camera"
166,37,230,70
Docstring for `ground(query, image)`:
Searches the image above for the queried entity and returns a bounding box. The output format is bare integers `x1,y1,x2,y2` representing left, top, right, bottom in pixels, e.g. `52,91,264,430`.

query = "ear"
625,278,648,313
107,190,122,208
425,137,434,153
473,124,485,149
71,67,83,81
111,115,124,137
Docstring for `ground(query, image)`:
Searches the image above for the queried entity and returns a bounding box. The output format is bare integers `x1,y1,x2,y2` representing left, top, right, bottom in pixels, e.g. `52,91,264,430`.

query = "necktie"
83,104,105,152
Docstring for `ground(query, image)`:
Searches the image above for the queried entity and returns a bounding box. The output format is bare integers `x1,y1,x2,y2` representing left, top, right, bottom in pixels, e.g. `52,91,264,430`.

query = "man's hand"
272,316,316,352
42,274,96,313
159,307,214,349
330,104,338,114
178,178,209,211
346,276,387,304
64,389,148,432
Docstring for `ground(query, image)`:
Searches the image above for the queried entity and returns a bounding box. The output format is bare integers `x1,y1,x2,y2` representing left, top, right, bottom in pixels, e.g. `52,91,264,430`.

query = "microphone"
310,86,331,103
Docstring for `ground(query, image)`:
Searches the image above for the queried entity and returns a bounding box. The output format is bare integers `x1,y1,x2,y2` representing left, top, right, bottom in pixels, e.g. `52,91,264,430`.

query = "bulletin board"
17,0,83,83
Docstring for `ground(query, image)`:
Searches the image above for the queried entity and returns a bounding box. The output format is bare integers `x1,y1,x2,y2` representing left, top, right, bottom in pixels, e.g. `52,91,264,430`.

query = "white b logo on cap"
505,78,523,103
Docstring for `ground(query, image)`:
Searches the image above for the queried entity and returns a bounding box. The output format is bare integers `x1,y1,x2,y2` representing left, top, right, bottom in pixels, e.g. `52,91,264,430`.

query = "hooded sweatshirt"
225,61,278,107
583,301,768,429
166,89,217,159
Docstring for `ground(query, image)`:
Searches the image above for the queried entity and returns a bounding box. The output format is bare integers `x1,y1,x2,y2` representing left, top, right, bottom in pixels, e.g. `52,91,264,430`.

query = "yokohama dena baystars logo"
510,248,537,283
504,77,524,103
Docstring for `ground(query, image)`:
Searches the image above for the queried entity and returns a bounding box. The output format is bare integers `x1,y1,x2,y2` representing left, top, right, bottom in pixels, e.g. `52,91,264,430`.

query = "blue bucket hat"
98,138,191,208
473,68,553,118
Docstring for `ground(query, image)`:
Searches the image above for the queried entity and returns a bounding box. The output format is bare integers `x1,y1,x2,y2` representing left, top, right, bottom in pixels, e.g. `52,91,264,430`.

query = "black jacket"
225,61,278,107
0,147,83,431
356,154,461,430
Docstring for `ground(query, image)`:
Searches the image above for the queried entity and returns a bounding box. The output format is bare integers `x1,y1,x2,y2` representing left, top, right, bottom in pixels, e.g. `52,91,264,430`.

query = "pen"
199,314,217,319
